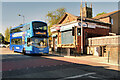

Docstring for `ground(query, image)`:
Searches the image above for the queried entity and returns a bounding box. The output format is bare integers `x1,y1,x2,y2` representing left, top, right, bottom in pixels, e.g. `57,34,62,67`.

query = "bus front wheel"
12,47,14,52
22,48,26,55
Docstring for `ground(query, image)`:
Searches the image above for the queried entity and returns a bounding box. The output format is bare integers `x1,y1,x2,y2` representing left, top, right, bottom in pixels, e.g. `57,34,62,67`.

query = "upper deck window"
10,24,30,33
10,26,23,33
32,22,47,31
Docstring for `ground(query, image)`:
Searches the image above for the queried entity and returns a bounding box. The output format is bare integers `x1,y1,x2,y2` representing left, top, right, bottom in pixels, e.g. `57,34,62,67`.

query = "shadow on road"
2,52,120,80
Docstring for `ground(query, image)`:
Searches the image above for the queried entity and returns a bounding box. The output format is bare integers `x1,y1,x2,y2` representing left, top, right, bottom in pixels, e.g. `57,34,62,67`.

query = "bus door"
25,37,32,51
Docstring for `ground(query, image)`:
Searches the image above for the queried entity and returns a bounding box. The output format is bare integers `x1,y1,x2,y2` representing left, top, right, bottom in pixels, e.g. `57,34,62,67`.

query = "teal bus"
10,21,49,54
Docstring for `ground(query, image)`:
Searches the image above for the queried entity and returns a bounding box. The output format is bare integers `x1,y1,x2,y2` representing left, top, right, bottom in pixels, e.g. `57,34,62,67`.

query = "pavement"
43,52,120,71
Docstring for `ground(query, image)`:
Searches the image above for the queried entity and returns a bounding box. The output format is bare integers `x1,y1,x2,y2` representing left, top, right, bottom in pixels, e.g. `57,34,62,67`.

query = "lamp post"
81,0,83,54
18,14,25,24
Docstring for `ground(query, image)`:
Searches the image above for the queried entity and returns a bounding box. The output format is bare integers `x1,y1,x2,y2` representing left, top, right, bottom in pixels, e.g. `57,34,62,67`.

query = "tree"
96,12,107,16
5,27,11,42
0,33,4,44
46,8,66,35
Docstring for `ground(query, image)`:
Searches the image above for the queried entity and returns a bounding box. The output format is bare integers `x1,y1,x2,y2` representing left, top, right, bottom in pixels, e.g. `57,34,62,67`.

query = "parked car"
0,44,6,48
6,44,10,48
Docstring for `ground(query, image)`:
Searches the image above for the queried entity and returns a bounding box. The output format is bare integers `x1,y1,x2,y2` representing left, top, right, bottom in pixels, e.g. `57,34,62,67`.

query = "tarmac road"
0,48,120,80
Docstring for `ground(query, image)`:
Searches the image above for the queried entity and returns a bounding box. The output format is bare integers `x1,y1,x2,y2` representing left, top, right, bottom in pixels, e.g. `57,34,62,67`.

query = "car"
6,44,10,48
0,44,6,48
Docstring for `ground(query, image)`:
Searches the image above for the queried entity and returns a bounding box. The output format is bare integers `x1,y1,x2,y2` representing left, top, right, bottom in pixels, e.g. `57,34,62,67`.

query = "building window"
61,31,74,44
111,18,113,25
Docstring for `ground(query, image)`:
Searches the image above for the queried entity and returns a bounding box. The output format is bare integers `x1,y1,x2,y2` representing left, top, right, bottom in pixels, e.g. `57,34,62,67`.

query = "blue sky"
1,2,119,36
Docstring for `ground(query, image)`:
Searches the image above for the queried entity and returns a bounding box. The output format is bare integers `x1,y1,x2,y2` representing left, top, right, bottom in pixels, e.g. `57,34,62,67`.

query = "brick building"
93,10,120,35
50,12,111,56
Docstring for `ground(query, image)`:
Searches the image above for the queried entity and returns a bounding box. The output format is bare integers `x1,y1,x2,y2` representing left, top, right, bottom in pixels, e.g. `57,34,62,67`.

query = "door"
53,37,57,51
94,47,99,56
25,37,32,51
55,38,57,51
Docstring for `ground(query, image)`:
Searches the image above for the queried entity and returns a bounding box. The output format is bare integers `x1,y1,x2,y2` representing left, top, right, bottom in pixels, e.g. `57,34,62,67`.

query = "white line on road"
57,72,96,80
88,76,98,78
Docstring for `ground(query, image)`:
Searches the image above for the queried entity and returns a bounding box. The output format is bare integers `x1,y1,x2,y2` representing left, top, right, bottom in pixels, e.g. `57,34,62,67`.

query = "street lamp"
18,14,25,24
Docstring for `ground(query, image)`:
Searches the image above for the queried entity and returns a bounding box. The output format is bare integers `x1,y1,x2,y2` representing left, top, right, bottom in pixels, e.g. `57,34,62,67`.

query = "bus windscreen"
32,22,47,30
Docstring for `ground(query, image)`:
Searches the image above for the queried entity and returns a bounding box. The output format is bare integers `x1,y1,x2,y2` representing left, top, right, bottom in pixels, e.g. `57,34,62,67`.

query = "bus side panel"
30,46,49,54
10,44,23,53
24,30,32,52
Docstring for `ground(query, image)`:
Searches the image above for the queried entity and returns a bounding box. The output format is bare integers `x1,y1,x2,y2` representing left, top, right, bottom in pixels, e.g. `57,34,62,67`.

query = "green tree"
46,8,66,35
96,12,107,16
5,27,11,42
0,33,4,44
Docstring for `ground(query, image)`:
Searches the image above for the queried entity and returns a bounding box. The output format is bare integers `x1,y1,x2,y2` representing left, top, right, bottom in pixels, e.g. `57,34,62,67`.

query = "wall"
110,12,119,34
106,45,119,64
99,12,120,34
99,17,110,23
87,35,120,64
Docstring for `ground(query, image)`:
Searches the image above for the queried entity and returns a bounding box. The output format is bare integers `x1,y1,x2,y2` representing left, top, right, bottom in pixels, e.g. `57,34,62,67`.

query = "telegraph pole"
81,0,83,54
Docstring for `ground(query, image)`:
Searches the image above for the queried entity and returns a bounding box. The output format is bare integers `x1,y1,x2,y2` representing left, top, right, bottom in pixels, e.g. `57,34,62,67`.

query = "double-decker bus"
10,21,49,54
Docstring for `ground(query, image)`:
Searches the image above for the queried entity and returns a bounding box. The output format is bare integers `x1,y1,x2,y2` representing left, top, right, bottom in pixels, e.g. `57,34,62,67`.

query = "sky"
1,1,119,36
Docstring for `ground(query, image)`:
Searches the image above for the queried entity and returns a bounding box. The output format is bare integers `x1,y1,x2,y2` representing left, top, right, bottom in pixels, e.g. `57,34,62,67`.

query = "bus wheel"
22,48,26,55
12,47,14,52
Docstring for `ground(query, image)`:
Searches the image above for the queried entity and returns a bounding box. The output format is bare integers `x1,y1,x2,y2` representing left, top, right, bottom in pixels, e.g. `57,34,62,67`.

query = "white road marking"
47,65,50,67
57,72,96,80
88,76,98,78
26,67,29,69
9,69,12,71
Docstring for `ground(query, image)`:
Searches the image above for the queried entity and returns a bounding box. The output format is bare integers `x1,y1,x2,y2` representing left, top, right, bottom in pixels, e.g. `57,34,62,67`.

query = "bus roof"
10,21,47,30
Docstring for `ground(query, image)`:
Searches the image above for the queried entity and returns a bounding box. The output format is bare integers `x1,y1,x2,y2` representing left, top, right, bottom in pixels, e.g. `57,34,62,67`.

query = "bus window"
32,22,47,30
31,38,47,48
10,27,23,33
11,38,22,45
23,24,30,31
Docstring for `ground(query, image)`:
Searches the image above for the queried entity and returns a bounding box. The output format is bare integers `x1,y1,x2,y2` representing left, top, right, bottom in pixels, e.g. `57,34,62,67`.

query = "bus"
10,21,49,54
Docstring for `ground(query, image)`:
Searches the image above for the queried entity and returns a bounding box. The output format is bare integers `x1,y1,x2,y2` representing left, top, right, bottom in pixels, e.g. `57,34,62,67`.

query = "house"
50,3,112,56
50,12,111,56
93,10,120,35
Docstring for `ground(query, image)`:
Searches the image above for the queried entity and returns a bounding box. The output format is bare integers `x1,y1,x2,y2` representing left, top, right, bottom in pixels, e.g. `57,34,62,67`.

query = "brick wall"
106,45,119,64
100,17,110,23
77,27,109,54
111,12,119,34
99,12,120,34
88,35,120,64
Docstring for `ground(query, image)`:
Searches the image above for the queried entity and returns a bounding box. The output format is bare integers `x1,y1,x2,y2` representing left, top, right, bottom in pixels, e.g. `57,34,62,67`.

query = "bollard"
108,51,110,63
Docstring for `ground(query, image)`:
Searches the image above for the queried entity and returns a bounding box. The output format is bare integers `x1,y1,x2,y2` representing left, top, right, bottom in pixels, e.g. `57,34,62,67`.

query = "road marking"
88,76,98,78
9,69,12,71
57,72,96,80
26,67,29,69
47,65,50,67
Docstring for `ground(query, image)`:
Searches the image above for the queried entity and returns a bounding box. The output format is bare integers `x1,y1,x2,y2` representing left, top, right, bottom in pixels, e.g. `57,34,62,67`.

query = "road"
0,48,120,80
